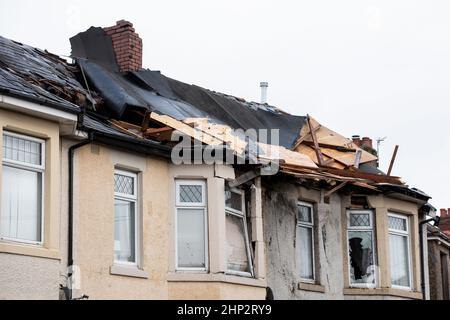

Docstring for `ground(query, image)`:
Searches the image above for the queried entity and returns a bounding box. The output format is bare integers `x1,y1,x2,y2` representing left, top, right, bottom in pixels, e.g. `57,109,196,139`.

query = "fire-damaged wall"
262,179,345,299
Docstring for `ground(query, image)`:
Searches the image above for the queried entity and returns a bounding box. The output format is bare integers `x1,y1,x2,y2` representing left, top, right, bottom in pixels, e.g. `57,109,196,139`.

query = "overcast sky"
1,0,449,210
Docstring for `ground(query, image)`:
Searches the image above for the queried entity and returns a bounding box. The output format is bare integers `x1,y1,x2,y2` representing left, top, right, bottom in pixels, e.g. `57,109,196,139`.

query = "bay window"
225,186,253,276
1,131,44,244
388,213,411,289
297,202,315,282
114,170,138,265
175,180,208,270
347,210,377,287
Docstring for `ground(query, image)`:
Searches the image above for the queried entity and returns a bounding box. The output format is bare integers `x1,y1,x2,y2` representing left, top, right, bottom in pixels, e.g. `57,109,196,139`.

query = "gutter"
67,133,93,300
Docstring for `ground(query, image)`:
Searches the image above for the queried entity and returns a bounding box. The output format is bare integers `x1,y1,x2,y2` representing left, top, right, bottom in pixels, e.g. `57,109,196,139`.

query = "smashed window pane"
348,231,376,285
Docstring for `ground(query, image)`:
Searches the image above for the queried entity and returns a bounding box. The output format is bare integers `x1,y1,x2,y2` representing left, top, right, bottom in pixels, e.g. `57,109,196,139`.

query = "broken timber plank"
149,112,224,146
387,145,399,176
229,169,261,188
307,114,326,166
293,124,321,150
325,181,348,198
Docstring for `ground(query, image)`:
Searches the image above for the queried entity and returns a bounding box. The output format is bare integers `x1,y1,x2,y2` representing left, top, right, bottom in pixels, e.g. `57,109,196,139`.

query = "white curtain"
177,208,205,268
298,226,314,279
114,199,135,263
389,233,410,287
1,165,41,242
226,213,249,272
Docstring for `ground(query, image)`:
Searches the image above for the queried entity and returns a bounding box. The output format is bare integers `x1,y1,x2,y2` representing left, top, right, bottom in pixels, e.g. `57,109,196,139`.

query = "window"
388,213,411,289
347,210,377,287
225,186,253,277
297,202,315,282
175,180,208,270
114,170,138,265
1,131,44,244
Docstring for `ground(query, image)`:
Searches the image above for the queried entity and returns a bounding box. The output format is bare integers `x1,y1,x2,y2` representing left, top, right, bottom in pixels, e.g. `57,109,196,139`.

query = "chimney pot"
440,209,448,217
352,135,362,147
260,82,268,104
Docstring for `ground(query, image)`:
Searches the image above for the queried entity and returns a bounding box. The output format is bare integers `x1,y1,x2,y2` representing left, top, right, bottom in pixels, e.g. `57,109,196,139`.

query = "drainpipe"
419,215,440,300
67,130,93,300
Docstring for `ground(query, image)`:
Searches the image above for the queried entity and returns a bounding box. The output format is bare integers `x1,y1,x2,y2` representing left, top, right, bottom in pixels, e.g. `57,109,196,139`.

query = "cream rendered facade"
69,144,266,299
0,96,79,299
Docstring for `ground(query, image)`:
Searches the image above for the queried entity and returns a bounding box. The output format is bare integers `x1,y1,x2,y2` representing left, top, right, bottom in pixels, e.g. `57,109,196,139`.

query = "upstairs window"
175,180,208,271
388,213,411,289
225,186,253,277
297,202,315,282
347,210,377,287
114,170,138,265
1,132,44,244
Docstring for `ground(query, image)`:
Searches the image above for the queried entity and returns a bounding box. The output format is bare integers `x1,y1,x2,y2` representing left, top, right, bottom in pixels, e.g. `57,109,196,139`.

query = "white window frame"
297,201,315,283
225,187,254,278
346,210,377,288
1,131,45,245
175,179,208,272
388,212,412,290
114,169,139,267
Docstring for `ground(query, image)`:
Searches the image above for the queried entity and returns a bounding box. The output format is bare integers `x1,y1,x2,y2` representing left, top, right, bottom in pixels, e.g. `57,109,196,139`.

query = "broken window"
1,132,44,244
297,202,315,281
114,170,138,264
347,210,376,286
176,180,208,270
388,213,411,289
225,186,253,276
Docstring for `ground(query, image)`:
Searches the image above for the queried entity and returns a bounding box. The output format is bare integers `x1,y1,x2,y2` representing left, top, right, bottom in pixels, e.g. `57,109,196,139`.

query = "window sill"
110,265,149,279
298,282,326,293
167,272,267,288
0,241,59,260
343,287,422,300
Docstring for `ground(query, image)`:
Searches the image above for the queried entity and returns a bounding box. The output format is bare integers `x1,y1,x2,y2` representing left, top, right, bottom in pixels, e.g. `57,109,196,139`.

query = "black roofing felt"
0,36,82,113
71,27,306,148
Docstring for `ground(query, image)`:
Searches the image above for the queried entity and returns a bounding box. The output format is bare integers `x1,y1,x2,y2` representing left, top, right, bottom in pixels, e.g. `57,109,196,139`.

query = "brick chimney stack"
103,20,142,73
440,209,450,236
361,137,373,150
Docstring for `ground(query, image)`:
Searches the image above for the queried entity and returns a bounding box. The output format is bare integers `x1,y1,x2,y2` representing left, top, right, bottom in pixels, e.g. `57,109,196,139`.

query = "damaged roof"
0,36,87,113
70,27,306,149
0,31,431,202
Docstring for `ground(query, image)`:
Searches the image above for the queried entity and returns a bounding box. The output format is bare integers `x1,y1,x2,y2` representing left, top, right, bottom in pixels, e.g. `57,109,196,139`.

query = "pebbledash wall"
69,143,267,300
263,178,425,300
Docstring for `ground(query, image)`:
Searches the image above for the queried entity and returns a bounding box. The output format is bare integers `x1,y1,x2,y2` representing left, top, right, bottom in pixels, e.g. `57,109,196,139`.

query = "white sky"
1,0,449,210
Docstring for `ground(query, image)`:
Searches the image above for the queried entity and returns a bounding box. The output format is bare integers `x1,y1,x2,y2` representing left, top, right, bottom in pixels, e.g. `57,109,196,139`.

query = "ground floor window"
347,210,377,287
388,213,411,289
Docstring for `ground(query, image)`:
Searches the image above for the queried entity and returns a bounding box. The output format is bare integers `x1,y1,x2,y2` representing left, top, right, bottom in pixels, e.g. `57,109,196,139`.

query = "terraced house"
0,20,436,300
